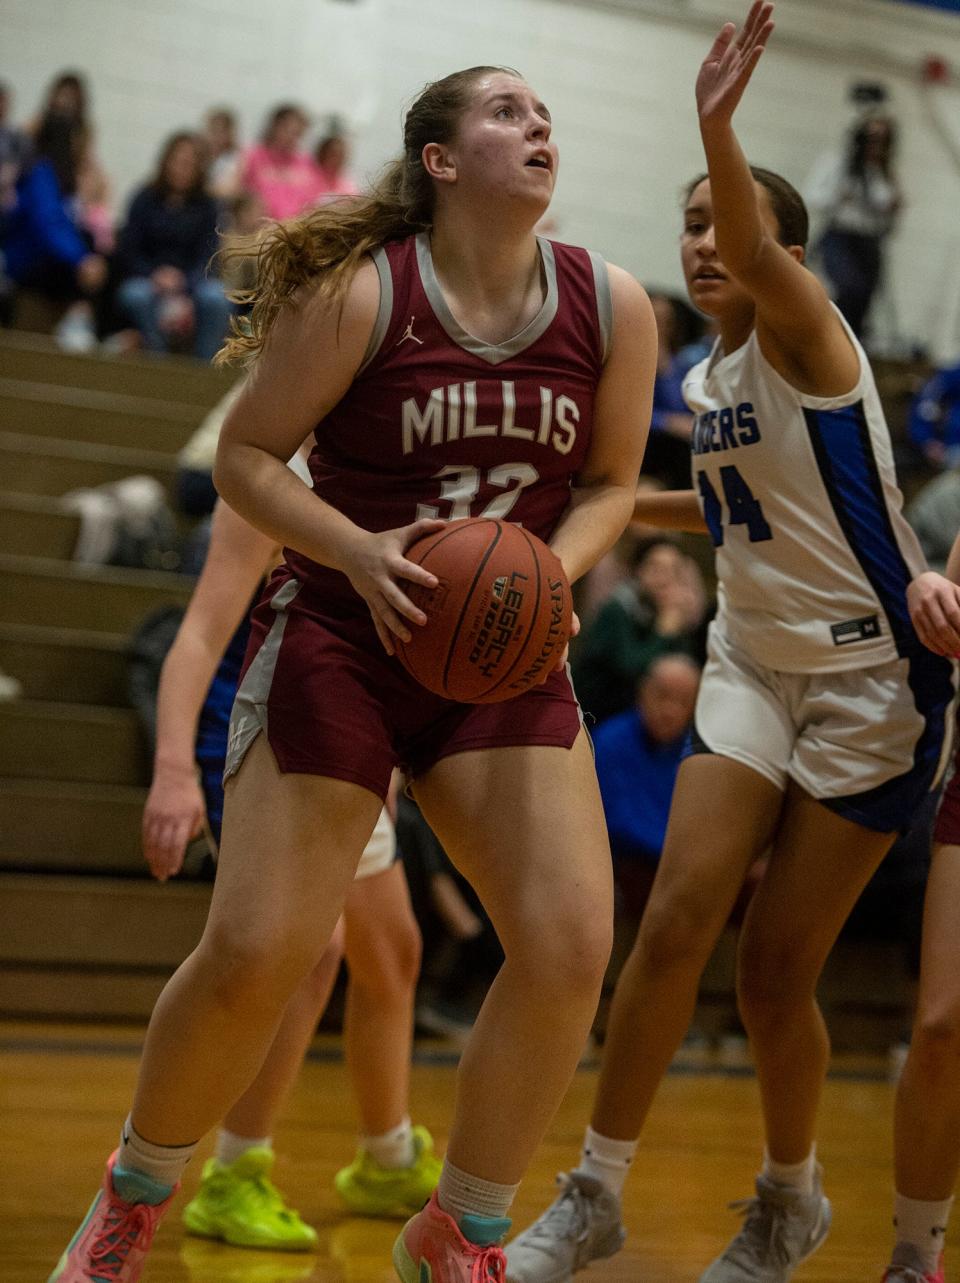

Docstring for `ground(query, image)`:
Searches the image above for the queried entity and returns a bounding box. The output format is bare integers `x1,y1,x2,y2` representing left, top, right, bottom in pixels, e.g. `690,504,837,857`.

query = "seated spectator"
906,471,960,573
203,106,242,200
594,654,701,919
116,132,232,361
3,109,107,347
218,190,268,297
641,291,706,489
314,120,359,201
0,81,30,323
572,535,708,725
908,359,960,472
239,104,325,221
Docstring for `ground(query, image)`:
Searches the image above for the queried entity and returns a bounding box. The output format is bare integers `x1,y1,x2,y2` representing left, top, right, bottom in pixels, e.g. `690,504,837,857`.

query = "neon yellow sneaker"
182,1147,318,1251
334,1124,442,1216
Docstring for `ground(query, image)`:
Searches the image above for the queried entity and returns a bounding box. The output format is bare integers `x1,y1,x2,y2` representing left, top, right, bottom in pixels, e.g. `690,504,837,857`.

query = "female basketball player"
874,545,960,1282
141,481,441,1251
49,65,656,1283
507,7,954,1282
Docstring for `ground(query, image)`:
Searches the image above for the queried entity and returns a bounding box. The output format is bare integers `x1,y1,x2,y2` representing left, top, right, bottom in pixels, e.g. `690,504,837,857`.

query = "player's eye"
495,105,514,119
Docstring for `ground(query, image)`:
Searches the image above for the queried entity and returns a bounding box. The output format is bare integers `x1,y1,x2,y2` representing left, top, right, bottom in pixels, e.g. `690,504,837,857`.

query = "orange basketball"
395,518,572,704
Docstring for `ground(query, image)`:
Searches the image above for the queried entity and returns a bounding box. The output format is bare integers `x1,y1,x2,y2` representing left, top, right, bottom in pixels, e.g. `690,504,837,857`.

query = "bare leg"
592,755,783,1140
736,783,894,1162
221,920,345,1139
342,862,422,1136
895,842,960,1199
415,731,614,1184
132,735,383,1145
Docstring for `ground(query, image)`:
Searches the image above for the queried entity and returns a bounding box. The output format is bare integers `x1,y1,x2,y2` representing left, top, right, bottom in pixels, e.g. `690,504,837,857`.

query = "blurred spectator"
0,82,29,218
239,103,325,221
116,132,232,361
641,291,705,489
572,535,708,725
203,107,242,199
594,654,700,919
29,71,114,254
907,359,960,472
218,190,267,297
806,112,901,339
175,380,243,519
314,120,359,200
3,109,107,348
578,487,666,627
906,467,960,573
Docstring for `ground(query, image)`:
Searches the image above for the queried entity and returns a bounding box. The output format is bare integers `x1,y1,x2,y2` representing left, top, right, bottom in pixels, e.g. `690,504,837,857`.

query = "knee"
349,914,422,1001
198,922,319,1015
909,1011,960,1078
634,899,719,979
516,912,612,999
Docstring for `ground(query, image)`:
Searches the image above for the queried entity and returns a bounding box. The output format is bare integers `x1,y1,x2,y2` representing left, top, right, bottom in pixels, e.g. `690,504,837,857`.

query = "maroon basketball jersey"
285,232,611,603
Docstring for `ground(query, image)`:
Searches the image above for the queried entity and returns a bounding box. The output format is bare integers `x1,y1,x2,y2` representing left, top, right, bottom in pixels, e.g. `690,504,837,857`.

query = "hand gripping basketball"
395,518,573,704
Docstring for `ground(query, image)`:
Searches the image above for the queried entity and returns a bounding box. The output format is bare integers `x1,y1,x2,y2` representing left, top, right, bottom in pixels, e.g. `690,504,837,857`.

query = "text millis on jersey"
402,381,580,457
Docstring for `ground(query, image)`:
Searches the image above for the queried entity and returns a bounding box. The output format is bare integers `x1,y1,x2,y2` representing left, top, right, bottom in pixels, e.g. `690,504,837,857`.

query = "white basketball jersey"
683,310,927,674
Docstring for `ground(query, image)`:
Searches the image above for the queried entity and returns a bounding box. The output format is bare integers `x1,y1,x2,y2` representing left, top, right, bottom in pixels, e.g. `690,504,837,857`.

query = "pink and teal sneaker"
393,1190,510,1282
48,1150,176,1283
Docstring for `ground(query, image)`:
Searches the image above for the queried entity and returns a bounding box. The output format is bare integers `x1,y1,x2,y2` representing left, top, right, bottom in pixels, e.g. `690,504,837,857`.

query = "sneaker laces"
521,1173,594,1247
883,1269,934,1283
470,1244,507,1282
721,1191,796,1272
87,1199,154,1279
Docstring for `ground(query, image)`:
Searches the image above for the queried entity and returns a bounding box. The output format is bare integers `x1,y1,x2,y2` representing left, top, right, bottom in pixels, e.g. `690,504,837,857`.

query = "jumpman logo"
396,315,424,347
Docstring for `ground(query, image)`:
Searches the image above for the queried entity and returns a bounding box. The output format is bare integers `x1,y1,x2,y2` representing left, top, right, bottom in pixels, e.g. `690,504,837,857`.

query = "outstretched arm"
142,502,278,881
632,487,708,534
697,2,858,396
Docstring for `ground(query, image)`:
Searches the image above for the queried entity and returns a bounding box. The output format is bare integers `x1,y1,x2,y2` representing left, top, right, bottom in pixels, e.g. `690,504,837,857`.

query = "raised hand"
697,1,775,126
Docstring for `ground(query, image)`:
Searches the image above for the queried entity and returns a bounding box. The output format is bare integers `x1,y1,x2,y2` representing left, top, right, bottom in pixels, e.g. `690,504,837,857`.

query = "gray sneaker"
506,1170,625,1283
699,1170,831,1282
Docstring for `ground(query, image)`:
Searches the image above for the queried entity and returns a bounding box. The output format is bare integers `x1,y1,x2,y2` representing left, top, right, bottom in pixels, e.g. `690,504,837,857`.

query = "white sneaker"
699,1169,831,1282
506,1171,625,1283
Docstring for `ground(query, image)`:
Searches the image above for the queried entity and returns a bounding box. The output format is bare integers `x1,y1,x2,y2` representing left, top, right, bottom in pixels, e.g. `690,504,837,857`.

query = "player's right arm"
213,261,444,655
632,488,708,533
907,529,960,659
142,501,277,881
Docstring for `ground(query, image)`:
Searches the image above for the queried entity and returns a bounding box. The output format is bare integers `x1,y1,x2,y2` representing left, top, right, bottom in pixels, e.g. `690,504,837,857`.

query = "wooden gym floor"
2,1020,954,1282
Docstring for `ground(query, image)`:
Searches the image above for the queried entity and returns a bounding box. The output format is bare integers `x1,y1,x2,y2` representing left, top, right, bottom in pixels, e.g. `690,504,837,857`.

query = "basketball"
395,518,573,704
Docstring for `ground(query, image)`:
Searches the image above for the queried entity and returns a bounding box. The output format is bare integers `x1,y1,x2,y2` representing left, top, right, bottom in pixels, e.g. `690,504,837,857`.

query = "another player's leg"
48,734,382,1283
393,732,614,1280
883,840,960,1282
182,922,345,1252
335,858,443,1215
698,784,893,1283
507,753,782,1283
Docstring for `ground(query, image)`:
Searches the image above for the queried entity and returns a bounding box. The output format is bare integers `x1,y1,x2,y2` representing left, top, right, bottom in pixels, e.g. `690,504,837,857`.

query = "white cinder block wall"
5,0,960,357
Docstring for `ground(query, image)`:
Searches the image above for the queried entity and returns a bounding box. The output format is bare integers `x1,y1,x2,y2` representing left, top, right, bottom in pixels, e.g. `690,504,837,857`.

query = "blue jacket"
909,363,960,453
593,708,687,863
3,159,88,282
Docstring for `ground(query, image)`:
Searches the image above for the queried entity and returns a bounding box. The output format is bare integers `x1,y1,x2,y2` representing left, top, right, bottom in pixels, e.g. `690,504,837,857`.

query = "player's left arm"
549,265,657,585
908,528,960,658
698,2,859,397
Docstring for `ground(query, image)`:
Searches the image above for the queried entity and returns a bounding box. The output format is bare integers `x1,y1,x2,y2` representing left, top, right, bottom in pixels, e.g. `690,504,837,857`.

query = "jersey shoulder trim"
357,246,394,375
587,251,613,363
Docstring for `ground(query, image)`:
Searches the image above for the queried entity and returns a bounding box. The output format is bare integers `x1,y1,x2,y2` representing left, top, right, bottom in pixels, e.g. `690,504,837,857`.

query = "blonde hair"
217,65,518,367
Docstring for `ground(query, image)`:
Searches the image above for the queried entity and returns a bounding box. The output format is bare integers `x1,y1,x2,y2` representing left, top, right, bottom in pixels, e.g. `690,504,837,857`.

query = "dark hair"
684,166,809,251
262,103,308,145
848,114,896,181
151,131,208,200
34,113,84,196
219,65,518,366
44,71,88,123
647,290,705,354
629,534,682,571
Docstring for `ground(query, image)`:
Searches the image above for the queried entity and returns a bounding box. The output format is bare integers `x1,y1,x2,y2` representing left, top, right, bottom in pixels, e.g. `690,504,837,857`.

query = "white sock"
363,1116,415,1170
118,1115,197,1188
437,1158,518,1224
894,1193,954,1272
216,1129,272,1166
578,1125,636,1199
761,1146,816,1195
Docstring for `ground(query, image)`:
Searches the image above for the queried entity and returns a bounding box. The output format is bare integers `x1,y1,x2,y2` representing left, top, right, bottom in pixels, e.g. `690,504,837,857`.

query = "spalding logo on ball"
396,518,572,704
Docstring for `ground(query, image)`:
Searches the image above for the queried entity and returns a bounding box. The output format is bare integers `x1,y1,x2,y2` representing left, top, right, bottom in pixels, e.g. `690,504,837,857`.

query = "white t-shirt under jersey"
683,309,927,674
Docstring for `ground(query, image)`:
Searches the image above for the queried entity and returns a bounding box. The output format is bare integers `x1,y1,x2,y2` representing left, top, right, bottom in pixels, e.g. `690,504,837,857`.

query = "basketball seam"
480,523,545,699
394,520,484,672
440,520,503,697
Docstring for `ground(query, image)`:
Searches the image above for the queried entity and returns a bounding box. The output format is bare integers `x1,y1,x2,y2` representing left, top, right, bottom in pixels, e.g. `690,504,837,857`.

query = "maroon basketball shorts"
223,573,583,801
